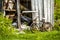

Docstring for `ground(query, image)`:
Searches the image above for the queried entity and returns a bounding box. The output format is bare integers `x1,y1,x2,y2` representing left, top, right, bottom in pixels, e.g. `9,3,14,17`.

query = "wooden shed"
2,0,54,28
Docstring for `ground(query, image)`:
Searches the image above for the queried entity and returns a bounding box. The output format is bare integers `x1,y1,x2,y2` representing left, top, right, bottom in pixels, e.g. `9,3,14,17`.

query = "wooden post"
17,0,22,31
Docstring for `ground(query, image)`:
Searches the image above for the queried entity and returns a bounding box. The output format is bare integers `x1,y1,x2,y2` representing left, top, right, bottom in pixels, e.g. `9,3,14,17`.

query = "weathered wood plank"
50,0,54,25
44,0,48,22
44,0,54,25
17,0,22,31
47,0,51,22
4,9,16,11
22,11,37,13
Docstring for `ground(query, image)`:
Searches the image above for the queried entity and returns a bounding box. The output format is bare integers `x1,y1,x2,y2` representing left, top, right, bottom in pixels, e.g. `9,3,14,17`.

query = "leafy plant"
54,0,60,31
0,12,16,38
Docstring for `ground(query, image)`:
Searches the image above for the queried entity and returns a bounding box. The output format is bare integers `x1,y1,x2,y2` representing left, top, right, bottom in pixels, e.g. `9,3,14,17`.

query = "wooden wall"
2,0,54,26
31,0,54,26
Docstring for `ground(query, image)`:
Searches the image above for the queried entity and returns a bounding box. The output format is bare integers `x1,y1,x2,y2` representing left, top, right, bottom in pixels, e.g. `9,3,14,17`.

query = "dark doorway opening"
20,0,32,26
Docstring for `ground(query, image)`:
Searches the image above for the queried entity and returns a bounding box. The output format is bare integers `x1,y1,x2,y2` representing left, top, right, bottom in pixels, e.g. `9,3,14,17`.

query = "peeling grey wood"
31,0,36,20
31,0,35,20
17,0,22,31
51,0,54,25
44,0,48,22
44,0,54,25
37,0,43,27
31,0,54,26
47,0,51,22
31,0,39,27
34,0,39,24
22,11,38,13
3,0,54,26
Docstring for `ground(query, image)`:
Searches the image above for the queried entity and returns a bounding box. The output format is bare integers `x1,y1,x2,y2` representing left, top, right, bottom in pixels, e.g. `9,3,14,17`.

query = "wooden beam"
22,11,38,13
25,0,31,1
17,0,22,31
20,4,30,10
4,9,16,11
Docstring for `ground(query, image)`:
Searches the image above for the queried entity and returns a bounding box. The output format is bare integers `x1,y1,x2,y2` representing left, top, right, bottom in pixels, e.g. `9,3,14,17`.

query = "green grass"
0,31,60,40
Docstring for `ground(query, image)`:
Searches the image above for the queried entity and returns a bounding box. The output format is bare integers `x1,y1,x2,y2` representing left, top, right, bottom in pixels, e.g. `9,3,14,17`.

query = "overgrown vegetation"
0,12,17,39
54,0,60,31
0,0,60,40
